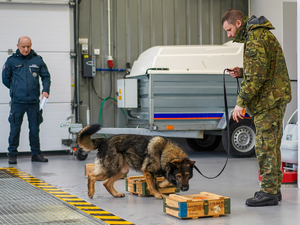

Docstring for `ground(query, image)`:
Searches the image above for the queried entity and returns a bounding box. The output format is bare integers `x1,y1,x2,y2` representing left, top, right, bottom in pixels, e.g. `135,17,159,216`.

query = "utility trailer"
63,42,256,159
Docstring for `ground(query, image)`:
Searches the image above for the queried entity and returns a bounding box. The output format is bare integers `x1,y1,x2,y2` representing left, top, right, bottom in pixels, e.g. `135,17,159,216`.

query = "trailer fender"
216,110,233,130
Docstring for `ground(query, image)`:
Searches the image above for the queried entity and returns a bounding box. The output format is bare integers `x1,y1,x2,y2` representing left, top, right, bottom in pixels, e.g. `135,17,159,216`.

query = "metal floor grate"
0,168,133,225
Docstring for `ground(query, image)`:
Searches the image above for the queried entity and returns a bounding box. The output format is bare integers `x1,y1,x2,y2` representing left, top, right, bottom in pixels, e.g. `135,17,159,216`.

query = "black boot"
31,154,48,162
254,190,282,201
246,191,278,207
8,155,17,164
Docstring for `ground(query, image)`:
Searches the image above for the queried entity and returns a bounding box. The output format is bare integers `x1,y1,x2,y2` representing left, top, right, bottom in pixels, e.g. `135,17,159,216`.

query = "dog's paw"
114,192,125,198
158,179,170,188
88,190,95,199
154,192,163,199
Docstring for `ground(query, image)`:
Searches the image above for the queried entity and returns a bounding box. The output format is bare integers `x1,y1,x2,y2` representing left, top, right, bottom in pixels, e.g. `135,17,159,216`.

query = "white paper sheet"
40,97,48,110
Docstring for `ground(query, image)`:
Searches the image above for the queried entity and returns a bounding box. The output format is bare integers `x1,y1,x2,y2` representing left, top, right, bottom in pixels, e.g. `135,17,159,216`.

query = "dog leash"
193,68,235,179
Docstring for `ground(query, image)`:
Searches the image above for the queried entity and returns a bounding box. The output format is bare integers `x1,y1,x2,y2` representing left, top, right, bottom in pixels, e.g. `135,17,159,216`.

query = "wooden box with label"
163,192,230,219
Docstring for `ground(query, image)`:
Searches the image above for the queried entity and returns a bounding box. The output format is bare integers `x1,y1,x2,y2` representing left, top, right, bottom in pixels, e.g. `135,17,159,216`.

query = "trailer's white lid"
128,41,243,77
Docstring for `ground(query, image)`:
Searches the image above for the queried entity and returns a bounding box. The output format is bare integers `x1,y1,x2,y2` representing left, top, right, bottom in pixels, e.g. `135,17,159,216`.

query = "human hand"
227,67,241,78
42,92,49,99
232,105,245,122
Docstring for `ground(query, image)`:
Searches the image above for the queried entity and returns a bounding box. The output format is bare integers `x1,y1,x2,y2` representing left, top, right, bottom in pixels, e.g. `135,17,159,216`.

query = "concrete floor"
0,138,299,225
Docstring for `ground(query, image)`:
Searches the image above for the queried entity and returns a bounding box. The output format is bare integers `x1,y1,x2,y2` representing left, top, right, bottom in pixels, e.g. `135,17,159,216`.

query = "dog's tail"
77,124,101,151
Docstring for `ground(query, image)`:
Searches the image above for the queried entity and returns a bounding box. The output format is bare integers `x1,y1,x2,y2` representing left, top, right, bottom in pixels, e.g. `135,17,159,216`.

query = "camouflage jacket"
233,16,291,116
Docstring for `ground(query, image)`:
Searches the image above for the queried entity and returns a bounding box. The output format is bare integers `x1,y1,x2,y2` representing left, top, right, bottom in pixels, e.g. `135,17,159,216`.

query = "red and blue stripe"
154,112,251,120
154,113,223,120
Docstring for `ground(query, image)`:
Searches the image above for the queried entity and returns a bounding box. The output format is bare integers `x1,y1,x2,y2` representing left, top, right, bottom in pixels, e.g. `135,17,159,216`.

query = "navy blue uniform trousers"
8,103,43,156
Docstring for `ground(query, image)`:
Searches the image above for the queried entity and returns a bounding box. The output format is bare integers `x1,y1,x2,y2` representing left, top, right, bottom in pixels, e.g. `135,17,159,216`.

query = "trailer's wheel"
222,119,256,157
76,147,88,161
186,135,221,151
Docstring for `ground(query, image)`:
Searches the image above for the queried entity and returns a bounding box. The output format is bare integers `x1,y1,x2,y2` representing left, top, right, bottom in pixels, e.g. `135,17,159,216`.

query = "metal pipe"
148,74,154,131
198,0,203,45
74,0,80,123
107,0,111,57
248,0,251,17
210,0,214,45
107,0,113,67
96,68,125,72
86,107,90,125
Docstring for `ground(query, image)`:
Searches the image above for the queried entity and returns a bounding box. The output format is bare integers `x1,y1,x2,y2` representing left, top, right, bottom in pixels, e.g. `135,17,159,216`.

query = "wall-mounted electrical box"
79,38,88,54
117,79,138,108
82,55,96,78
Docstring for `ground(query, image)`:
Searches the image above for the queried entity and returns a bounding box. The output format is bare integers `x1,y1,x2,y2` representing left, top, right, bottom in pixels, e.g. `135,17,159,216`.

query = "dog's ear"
169,158,181,169
169,162,177,170
170,158,183,164
189,160,195,167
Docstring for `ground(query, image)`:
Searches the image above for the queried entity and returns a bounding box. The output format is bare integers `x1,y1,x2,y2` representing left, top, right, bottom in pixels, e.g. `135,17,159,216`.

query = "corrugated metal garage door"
0,1,72,152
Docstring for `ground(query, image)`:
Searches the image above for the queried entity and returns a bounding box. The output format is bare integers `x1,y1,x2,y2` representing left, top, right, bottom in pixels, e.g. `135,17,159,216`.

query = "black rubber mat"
0,168,134,225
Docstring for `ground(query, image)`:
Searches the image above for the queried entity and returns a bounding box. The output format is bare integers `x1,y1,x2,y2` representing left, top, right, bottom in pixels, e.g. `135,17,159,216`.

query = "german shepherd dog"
77,124,195,199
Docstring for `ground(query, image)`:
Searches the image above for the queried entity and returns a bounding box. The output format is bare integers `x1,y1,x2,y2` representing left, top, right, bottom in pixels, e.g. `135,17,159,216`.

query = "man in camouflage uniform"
221,9,292,206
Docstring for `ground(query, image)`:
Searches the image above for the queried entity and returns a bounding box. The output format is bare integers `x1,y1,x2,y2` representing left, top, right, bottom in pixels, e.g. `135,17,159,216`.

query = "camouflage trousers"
253,104,286,194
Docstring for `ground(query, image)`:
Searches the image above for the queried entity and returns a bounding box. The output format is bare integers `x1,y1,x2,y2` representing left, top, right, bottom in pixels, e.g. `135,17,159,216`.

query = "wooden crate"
85,163,95,177
163,192,230,219
125,175,179,197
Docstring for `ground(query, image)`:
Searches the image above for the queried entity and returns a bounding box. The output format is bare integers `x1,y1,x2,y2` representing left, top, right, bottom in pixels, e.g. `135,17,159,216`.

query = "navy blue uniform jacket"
2,49,51,104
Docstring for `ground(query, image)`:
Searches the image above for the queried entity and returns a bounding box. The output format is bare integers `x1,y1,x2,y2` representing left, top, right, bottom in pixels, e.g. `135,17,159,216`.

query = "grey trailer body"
126,73,239,132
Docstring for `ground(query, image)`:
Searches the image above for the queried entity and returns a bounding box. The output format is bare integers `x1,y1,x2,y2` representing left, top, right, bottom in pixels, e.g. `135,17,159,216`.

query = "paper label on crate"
213,205,221,213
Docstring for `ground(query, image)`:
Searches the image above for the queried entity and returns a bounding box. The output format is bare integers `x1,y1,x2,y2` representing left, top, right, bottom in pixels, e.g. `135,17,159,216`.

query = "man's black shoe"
8,155,17,164
246,191,278,207
31,154,48,162
255,190,282,201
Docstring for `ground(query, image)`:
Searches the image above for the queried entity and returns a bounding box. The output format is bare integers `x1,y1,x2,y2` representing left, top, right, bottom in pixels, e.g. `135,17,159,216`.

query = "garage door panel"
0,3,70,52
0,53,12,104
0,2,72,152
39,53,72,103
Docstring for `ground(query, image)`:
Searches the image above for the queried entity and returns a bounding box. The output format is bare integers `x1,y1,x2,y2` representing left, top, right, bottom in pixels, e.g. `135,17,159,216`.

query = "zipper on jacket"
26,59,29,103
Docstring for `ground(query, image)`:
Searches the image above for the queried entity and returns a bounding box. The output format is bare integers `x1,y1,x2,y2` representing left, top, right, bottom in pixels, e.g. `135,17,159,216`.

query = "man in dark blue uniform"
2,36,51,164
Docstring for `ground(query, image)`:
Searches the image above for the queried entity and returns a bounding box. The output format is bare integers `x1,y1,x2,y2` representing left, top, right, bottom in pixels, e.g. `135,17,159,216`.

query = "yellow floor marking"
2,167,134,225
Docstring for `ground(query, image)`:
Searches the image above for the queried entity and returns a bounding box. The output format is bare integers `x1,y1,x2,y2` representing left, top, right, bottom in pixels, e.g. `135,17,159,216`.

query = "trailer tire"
186,135,221,152
76,147,88,161
222,119,256,158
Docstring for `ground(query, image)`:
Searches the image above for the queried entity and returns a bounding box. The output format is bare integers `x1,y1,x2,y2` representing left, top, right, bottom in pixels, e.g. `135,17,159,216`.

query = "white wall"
250,0,284,44
297,0,300,189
